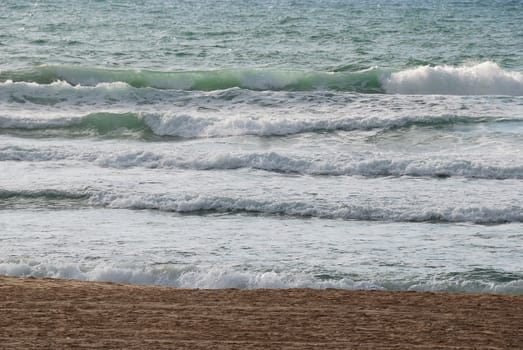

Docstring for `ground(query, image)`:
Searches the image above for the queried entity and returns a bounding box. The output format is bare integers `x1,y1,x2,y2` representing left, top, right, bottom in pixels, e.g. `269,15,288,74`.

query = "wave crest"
385,61,523,96
0,65,384,93
1,111,515,138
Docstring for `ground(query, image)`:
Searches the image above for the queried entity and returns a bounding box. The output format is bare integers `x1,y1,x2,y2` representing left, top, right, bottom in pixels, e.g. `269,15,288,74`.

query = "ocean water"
0,0,522,294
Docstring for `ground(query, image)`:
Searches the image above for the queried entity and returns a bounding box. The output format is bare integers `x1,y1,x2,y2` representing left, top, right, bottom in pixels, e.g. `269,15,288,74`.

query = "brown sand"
1,276,522,349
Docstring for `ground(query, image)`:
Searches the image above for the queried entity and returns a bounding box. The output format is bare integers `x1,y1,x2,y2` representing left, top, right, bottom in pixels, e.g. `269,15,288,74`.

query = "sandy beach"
0,276,522,349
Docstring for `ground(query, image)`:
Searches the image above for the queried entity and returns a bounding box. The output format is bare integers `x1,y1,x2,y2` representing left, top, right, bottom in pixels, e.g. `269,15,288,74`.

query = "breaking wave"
1,61,521,95
0,111,517,138
3,189,520,224
0,262,521,294
90,193,523,224
2,147,522,180
0,65,384,93
384,61,523,96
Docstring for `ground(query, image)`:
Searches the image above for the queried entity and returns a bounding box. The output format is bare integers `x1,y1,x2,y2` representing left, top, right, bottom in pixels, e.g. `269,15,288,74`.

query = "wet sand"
1,276,522,349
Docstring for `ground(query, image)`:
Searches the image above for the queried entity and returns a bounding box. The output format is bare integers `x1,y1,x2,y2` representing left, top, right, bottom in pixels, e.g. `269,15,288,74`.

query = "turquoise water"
0,0,522,293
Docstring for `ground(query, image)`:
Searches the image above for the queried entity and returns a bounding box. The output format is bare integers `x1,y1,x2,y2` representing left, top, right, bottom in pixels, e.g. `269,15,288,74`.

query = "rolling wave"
2,147,522,180
0,111,516,138
1,189,521,224
0,65,384,93
1,62,521,95
0,112,151,138
92,193,523,224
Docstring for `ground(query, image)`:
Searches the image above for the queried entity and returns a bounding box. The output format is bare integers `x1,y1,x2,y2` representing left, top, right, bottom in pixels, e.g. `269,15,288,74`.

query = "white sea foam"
97,152,523,180
1,109,505,137
384,62,523,96
0,79,128,105
0,261,371,289
141,112,497,138
0,114,77,129
2,145,522,180
88,192,523,224
1,262,521,294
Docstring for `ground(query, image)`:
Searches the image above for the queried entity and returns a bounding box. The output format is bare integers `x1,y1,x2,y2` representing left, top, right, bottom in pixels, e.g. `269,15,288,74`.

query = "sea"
0,0,522,294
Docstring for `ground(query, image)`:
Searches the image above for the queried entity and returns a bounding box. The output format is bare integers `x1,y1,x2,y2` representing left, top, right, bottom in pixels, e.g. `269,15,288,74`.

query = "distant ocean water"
0,0,522,294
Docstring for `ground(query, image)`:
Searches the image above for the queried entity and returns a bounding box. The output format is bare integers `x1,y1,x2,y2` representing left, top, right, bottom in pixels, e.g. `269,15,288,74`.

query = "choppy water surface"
0,0,522,293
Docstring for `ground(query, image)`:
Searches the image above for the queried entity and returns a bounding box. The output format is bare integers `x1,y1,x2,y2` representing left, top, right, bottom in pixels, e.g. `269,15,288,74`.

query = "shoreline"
1,276,522,349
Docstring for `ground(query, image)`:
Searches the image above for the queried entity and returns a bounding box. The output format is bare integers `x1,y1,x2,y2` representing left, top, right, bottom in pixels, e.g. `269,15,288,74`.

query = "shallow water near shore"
1,0,522,293
1,209,523,293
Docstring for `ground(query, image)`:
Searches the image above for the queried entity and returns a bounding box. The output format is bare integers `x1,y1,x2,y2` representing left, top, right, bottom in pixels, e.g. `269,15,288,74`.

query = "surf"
1,111,519,139
0,65,385,93
1,261,521,293
2,145,523,180
2,189,522,224
384,61,523,96
1,62,521,95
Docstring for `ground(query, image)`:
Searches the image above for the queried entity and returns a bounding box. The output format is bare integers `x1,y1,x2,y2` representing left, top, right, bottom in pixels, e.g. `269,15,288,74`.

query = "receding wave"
1,262,521,294
0,111,517,138
0,62,521,95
